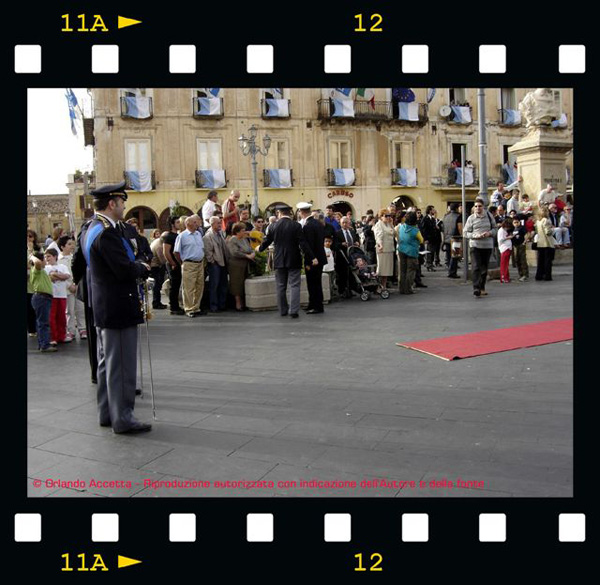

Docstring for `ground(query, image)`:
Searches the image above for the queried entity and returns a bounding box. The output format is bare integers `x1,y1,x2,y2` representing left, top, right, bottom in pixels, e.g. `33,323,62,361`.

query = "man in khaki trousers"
174,215,206,317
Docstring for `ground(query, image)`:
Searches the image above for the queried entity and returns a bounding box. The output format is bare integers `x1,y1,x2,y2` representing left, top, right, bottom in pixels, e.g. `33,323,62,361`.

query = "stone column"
508,127,573,206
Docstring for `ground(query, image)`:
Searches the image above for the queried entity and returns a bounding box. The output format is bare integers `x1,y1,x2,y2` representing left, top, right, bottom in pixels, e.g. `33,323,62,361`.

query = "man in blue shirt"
174,215,206,317
324,205,341,231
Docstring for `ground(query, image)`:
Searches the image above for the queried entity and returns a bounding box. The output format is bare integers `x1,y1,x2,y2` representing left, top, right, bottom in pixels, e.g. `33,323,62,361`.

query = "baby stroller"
340,244,390,301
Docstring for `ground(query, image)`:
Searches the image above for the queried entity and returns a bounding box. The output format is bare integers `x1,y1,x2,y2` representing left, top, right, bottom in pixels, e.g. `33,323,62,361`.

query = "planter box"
526,246,573,266
245,273,331,311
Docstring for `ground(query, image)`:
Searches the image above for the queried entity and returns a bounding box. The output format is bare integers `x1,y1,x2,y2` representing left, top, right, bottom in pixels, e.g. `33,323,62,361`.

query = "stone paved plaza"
27,266,573,498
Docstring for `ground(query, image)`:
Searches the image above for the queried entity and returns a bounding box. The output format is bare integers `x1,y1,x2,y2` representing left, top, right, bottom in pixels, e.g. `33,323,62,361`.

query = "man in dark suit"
72,219,97,384
259,204,315,318
334,216,359,298
83,181,152,434
298,202,327,314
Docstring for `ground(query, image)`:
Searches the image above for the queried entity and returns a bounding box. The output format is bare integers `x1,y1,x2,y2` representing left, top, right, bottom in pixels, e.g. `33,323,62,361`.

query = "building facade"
91,88,574,232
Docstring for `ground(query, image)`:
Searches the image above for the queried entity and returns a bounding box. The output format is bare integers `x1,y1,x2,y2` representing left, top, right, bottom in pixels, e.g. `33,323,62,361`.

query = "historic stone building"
90,88,573,232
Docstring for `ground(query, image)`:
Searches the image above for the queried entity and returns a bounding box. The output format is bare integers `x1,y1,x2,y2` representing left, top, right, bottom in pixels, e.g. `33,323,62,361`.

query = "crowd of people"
26,180,573,433
28,183,574,347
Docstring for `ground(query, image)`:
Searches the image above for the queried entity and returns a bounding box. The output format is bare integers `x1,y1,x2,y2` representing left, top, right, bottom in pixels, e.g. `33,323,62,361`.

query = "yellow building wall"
92,88,574,226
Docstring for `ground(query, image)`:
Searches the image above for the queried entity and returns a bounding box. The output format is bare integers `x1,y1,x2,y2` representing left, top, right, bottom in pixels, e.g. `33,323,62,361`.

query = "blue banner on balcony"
267,169,292,188
264,99,289,117
123,97,151,119
398,102,420,121
450,105,472,124
427,88,436,103
199,170,226,189
396,168,417,187
196,98,221,116
127,171,153,192
455,167,474,186
503,109,521,125
334,88,352,96
333,169,355,186
331,99,354,117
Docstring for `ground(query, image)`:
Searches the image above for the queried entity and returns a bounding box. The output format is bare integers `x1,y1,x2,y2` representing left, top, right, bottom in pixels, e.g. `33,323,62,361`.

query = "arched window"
125,206,158,232
391,195,415,211
158,206,194,232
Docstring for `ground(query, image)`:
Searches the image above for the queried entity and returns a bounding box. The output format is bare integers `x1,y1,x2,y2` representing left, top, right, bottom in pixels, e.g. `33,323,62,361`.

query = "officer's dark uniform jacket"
258,217,314,269
83,214,148,329
302,217,327,266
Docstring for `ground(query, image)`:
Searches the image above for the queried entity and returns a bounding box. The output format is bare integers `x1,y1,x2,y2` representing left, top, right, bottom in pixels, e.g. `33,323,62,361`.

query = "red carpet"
396,318,573,361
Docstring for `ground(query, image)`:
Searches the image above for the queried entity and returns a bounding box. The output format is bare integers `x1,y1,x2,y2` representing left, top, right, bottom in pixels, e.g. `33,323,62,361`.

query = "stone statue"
519,88,560,129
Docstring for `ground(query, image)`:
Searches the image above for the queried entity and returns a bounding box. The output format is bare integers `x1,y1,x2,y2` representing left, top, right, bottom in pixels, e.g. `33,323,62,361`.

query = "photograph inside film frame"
27,87,573,498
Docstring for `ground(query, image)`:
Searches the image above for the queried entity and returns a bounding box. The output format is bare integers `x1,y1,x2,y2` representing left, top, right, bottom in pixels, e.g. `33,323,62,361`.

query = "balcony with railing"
327,168,356,187
120,97,153,120
446,165,477,187
195,170,227,189
192,97,224,119
263,169,294,188
446,105,473,125
391,168,418,187
392,102,428,124
261,99,291,119
123,170,156,191
498,108,522,127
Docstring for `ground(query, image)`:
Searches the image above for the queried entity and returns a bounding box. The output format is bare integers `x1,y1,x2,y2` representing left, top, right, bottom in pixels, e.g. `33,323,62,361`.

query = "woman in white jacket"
534,208,557,281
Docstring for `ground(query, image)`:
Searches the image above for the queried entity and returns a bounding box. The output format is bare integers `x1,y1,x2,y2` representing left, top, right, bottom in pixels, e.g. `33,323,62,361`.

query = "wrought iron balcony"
498,108,522,127
391,102,429,124
446,105,473,125
446,165,477,187
353,100,391,120
391,168,418,187
192,97,224,119
120,97,153,119
261,99,291,119
195,170,227,189
123,171,156,191
327,168,356,187
263,169,294,188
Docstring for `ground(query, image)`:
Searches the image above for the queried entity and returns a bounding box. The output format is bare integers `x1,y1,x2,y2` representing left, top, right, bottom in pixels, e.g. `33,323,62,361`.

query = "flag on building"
65,88,81,136
427,88,436,103
393,88,415,103
334,88,352,97
356,88,375,110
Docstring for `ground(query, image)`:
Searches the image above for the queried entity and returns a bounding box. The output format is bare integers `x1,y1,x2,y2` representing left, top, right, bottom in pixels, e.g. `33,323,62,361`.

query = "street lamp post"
238,124,271,217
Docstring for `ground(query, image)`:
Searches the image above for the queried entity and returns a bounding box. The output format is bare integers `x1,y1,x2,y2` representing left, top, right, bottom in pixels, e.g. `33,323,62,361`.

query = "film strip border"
15,512,587,543
13,44,587,75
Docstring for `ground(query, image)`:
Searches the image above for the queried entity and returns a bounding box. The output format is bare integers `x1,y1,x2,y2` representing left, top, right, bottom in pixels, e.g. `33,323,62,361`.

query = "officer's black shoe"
415,283,428,288
290,313,299,319
170,309,185,315
153,303,167,310
114,422,152,434
135,388,142,396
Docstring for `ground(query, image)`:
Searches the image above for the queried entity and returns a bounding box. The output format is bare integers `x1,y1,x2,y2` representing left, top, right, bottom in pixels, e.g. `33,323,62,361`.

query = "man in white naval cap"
298,202,327,314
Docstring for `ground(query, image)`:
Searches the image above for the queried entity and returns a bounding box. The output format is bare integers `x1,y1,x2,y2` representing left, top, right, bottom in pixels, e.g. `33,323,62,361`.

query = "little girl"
497,218,514,283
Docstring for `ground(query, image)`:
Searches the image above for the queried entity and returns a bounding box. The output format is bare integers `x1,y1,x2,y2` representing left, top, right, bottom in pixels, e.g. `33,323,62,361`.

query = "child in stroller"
346,245,390,301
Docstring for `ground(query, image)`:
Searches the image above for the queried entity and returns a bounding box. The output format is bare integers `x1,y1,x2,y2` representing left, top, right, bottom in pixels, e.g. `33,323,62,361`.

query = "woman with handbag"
534,208,557,281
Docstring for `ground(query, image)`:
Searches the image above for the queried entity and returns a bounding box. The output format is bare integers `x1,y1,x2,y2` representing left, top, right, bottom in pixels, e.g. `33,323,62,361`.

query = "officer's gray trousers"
275,268,301,316
96,325,138,432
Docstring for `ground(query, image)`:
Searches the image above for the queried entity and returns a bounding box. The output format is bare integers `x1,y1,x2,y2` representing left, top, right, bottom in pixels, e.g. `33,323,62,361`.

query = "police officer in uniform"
72,218,98,384
297,202,327,313
82,181,152,433
258,204,315,318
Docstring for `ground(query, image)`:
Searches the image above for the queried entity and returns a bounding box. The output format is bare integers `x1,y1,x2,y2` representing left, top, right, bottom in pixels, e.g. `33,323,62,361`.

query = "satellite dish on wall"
439,105,452,118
